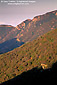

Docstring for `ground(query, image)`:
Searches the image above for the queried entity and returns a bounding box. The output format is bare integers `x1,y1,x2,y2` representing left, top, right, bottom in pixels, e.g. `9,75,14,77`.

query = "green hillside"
0,28,57,83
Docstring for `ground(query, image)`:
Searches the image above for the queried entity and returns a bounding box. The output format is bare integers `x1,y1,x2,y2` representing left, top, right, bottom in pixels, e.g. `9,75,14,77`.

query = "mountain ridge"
0,10,57,53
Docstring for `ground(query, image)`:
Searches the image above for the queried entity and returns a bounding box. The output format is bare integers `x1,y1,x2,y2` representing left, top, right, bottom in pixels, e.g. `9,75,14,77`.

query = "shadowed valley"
0,38,24,54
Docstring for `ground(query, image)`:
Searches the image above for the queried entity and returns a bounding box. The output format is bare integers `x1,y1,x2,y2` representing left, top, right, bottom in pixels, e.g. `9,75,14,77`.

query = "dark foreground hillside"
0,28,57,83
2,62,57,85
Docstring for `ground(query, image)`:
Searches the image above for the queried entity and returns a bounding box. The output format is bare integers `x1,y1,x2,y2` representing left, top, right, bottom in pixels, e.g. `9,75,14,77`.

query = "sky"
0,0,57,26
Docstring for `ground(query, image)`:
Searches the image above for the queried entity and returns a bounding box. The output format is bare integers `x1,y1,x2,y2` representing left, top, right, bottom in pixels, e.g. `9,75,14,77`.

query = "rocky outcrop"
41,64,48,69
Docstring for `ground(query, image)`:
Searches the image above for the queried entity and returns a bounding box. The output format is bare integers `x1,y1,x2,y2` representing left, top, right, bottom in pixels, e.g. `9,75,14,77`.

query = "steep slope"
0,10,57,53
16,19,31,30
16,10,57,42
0,10,57,43
0,28,57,83
0,20,31,54
0,20,31,44
2,63,57,85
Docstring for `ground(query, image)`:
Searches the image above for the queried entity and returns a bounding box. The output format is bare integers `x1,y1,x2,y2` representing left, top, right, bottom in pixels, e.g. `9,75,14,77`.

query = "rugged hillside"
16,19,31,30
0,20,31,44
16,10,57,42
0,10,57,53
0,28,57,83
0,20,31,53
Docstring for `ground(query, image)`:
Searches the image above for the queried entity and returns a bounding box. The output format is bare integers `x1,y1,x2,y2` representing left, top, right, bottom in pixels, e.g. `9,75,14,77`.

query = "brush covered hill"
0,28,57,83
0,10,57,53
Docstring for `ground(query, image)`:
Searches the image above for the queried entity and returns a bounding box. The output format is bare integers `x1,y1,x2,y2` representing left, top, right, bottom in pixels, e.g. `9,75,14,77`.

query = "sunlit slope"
0,28,57,83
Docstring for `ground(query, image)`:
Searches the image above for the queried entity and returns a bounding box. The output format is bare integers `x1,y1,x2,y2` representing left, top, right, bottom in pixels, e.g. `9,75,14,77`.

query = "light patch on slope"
16,38,20,42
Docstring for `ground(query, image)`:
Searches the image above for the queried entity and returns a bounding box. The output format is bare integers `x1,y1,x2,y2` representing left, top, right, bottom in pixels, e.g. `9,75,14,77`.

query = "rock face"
0,10,57,44
16,19,31,29
41,64,48,69
16,10,57,42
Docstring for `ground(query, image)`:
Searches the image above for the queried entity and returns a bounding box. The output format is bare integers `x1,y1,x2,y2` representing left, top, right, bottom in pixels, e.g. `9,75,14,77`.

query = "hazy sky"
0,0,57,26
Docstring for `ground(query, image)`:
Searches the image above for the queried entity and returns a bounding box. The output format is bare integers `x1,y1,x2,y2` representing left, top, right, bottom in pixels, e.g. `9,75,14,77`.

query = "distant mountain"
16,10,57,42
0,10,57,53
0,20,31,44
0,25,17,43
0,28,57,83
